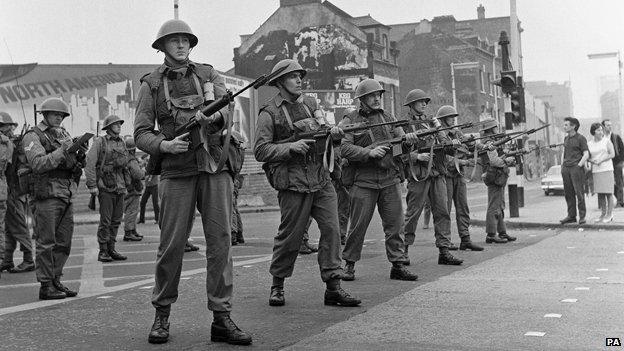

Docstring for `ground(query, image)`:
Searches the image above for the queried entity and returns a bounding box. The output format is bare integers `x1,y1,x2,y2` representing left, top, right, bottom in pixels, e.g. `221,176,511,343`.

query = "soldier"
138,156,159,224
480,119,517,243
254,59,361,307
122,136,145,241
401,89,463,265
435,106,483,251
134,19,251,345
0,112,15,279
0,112,35,274
230,129,246,246
85,115,132,262
339,79,420,281
22,97,83,299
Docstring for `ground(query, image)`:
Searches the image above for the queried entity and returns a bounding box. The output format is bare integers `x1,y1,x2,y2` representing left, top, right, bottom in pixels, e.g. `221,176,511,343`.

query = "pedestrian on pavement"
85,115,131,263
22,97,83,299
134,19,251,345
601,119,624,207
400,89,463,266
560,117,590,225
436,105,483,251
338,80,421,281
138,157,160,224
587,123,615,222
254,59,361,308
0,112,35,275
122,136,145,241
0,112,15,279
479,119,517,243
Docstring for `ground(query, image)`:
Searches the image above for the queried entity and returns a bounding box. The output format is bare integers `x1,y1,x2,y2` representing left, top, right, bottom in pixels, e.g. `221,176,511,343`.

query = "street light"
451,62,480,109
588,51,623,134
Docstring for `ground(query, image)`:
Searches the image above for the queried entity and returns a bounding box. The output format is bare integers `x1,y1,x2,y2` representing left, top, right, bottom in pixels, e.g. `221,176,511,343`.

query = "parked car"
541,165,564,195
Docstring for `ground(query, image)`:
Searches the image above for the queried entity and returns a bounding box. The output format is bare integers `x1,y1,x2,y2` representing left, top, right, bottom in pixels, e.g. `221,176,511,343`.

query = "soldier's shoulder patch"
24,141,34,152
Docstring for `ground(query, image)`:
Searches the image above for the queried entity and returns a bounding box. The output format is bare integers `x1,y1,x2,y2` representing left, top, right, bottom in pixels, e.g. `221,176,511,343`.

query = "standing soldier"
0,112,35,274
435,106,483,251
480,119,517,243
0,112,15,279
339,79,420,281
134,19,251,345
85,115,131,262
401,89,463,265
122,135,145,242
254,59,361,307
22,97,82,299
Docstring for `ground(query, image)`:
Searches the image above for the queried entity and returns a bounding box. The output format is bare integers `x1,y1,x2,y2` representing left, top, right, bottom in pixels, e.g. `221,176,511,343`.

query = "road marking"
139,286,153,290
180,277,190,280
529,234,537,237
617,251,624,254
97,296,113,299
566,246,575,249
525,331,546,337
586,277,600,280
574,287,590,290
596,268,609,271
0,254,273,317
561,299,577,303
78,235,106,295
544,313,562,318
243,265,253,268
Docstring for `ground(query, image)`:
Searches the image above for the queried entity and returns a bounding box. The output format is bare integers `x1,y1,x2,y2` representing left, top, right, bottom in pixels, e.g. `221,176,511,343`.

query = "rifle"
477,124,551,156
505,142,563,157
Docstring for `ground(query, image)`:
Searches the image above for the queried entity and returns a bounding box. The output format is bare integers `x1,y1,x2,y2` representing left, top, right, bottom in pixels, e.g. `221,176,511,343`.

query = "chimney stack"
477,4,485,19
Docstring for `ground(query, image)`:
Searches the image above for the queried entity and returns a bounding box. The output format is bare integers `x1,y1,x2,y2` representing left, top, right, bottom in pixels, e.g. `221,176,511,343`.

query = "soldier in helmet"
254,58,361,308
435,105,483,251
338,79,420,281
122,135,145,242
401,89,464,266
0,112,35,276
85,114,132,262
0,112,15,279
479,120,517,243
134,19,251,345
21,97,83,299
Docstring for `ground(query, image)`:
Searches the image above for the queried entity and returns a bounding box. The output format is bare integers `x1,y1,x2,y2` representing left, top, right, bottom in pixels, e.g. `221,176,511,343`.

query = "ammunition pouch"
97,165,118,189
483,166,509,187
262,162,290,191
32,170,73,200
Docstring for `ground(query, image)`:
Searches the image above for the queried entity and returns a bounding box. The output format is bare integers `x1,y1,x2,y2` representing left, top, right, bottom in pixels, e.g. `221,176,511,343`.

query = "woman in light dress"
587,122,615,222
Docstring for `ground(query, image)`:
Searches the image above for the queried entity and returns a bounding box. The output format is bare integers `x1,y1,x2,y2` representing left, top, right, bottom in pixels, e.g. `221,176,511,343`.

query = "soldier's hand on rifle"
89,187,99,196
195,110,220,127
290,139,315,155
404,132,419,144
485,141,496,151
451,139,460,145
369,145,389,159
160,132,190,154
329,126,345,139
416,152,431,162
60,138,73,151
504,157,516,165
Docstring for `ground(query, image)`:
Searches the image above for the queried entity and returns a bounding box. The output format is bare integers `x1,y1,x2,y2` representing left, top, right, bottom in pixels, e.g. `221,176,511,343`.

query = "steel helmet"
101,115,124,130
266,59,307,86
0,112,17,126
479,119,498,132
124,135,136,150
39,98,70,117
152,19,198,50
354,79,385,99
435,105,458,119
403,89,431,106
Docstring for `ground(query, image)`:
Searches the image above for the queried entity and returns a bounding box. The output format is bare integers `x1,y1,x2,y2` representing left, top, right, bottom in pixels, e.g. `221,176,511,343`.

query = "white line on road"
596,268,609,271
544,313,562,318
561,299,578,303
97,296,113,299
78,235,106,295
586,277,601,280
0,254,273,317
574,287,590,290
566,246,575,249
524,331,546,337
617,251,624,254
139,286,153,290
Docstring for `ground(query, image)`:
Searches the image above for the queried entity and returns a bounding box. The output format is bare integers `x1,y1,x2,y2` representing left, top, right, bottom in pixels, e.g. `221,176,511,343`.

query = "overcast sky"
1,0,623,120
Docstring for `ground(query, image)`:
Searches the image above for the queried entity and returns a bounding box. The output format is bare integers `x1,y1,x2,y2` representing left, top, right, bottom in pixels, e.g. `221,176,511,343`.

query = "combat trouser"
446,175,471,241
271,182,343,281
486,185,507,234
124,193,141,232
343,183,407,263
333,180,350,238
4,192,33,263
152,172,233,314
0,199,6,263
231,189,242,235
404,177,453,248
97,191,124,245
139,185,159,222
33,198,73,283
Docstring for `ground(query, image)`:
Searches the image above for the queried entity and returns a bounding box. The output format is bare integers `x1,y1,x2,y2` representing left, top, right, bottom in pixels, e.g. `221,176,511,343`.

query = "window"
380,82,385,110
479,69,485,93
487,72,493,95
382,34,389,60
389,84,396,116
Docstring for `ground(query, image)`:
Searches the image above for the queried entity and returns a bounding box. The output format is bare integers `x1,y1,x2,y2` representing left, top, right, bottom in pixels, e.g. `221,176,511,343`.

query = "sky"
1,0,624,120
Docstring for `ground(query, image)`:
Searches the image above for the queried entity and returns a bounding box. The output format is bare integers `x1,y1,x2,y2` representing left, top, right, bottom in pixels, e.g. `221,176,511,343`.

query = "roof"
350,15,390,29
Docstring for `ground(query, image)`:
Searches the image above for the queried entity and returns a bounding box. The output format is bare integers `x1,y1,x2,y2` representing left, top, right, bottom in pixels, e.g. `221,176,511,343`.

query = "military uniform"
254,93,343,282
482,149,511,237
444,128,472,243
139,172,159,223
135,60,236,316
123,148,145,239
231,173,244,244
85,133,131,257
0,132,14,267
22,121,77,286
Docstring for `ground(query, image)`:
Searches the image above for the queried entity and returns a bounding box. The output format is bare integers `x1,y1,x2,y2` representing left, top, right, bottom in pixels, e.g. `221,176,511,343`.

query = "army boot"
10,261,35,273
98,243,113,262
324,288,362,307
0,261,14,272
304,240,318,253
341,261,355,281
298,241,312,255
123,230,142,242
184,241,199,252
404,245,411,266
485,233,507,244
148,312,170,344
108,242,127,261
498,233,517,242
133,229,144,239
269,285,285,306
448,243,459,251
438,248,463,265
53,277,78,297
459,238,484,251
390,263,418,281
39,281,66,300
211,312,252,345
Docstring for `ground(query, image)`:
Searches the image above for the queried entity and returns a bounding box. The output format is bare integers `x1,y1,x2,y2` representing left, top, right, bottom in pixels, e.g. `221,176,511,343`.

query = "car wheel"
544,190,549,196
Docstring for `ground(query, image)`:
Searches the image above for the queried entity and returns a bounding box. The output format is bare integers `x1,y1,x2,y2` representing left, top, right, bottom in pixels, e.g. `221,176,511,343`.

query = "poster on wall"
303,90,357,125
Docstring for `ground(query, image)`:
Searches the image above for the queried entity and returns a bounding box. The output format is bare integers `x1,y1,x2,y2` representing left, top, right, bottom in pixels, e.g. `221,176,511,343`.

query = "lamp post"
451,62,480,110
588,51,623,134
